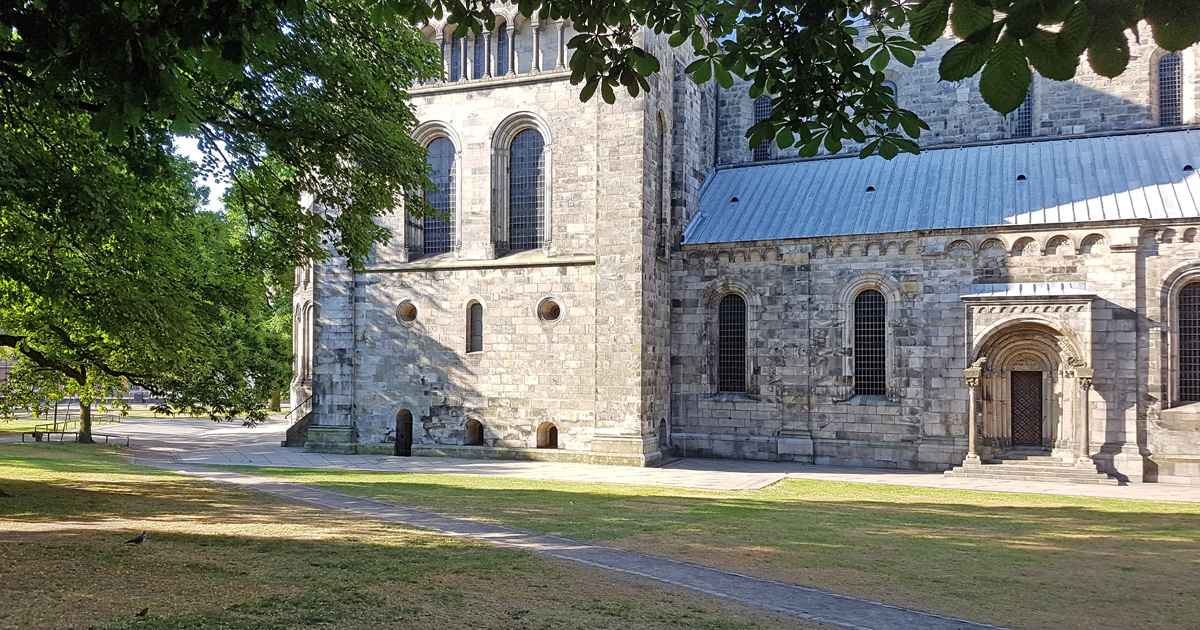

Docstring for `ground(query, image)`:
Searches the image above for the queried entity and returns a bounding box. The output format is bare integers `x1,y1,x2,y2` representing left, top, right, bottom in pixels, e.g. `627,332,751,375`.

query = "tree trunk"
78,401,94,444
269,387,281,412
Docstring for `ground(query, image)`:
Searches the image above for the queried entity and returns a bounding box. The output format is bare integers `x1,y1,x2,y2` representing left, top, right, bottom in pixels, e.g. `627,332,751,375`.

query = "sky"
174,136,230,213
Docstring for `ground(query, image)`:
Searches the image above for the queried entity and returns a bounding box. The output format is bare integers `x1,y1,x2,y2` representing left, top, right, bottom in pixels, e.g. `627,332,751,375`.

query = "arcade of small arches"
419,12,575,85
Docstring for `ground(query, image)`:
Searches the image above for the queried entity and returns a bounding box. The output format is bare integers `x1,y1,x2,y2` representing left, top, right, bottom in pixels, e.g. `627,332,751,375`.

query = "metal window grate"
496,28,510,75
752,96,772,161
717,294,747,393
472,34,486,79
854,290,886,396
422,137,456,255
508,128,545,251
1010,87,1033,138
656,121,668,258
1160,54,1183,127
1181,283,1200,401
449,35,462,81
468,302,483,352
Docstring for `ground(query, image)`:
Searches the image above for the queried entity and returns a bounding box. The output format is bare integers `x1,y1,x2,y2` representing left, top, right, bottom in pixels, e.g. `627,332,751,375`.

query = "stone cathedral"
291,14,1200,485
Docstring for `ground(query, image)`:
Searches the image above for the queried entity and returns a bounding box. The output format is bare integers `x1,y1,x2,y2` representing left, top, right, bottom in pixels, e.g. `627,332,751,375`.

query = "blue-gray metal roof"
684,130,1200,245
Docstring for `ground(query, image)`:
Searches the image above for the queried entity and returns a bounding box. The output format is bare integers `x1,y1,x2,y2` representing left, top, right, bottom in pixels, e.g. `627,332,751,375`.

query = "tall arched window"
752,96,772,162
472,33,486,79
717,294,747,393
1160,53,1183,127
496,26,510,76
853,290,886,396
655,115,668,258
1010,86,1034,138
414,137,456,256
449,35,463,81
467,302,484,353
508,128,546,251
1180,282,1200,401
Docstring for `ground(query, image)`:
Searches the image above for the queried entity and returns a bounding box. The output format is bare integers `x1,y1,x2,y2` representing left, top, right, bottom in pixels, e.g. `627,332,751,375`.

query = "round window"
396,300,418,325
537,298,562,323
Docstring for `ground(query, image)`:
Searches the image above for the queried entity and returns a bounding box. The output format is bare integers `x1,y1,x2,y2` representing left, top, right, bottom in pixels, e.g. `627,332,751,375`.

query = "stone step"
944,464,1119,485
957,466,1112,481
944,470,1120,485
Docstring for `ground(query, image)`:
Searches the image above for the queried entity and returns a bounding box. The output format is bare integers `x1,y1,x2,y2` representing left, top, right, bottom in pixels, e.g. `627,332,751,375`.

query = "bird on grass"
125,531,147,545
135,608,149,618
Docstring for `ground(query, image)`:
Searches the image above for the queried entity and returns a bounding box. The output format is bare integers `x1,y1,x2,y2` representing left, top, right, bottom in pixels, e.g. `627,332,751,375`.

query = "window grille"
449,35,462,81
854,290,886,396
496,28,510,76
1181,282,1200,401
1160,54,1183,127
717,294,747,393
468,302,483,352
656,120,668,258
472,34,486,79
508,128,545,251
752,96,772,161
1010,87,1034,138
420,137,456,255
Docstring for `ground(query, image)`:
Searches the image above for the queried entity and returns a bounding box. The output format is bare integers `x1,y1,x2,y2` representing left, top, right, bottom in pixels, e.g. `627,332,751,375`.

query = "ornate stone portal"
961,284,1097,464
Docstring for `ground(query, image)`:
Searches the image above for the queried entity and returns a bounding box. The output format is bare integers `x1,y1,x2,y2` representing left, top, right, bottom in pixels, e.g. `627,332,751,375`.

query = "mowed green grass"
233,466,1200,630
0,444,811,630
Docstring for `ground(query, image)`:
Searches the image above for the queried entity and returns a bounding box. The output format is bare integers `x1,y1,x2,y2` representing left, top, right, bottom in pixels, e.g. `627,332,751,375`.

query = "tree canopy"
2,0,1197,437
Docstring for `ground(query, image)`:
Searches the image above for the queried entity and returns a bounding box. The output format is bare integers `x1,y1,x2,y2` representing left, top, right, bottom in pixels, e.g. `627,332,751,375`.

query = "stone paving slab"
147,460,1005,630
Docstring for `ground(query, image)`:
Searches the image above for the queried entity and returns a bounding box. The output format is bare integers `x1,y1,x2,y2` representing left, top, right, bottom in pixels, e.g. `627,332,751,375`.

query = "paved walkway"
13,414,1200,500
147,460,1005,630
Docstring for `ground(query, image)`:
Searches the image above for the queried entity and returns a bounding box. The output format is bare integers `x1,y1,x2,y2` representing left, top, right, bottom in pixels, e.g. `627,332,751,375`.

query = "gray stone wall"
716,23,1199,164
672,220,1200,481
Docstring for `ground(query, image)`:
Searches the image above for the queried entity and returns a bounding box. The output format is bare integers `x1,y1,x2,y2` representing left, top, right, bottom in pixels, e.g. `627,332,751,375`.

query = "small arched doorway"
464,419,484,446
536,422,558,449
395,410,414,456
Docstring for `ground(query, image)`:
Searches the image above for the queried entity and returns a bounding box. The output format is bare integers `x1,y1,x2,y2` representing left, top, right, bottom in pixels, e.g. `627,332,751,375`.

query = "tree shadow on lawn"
274,473,1200,630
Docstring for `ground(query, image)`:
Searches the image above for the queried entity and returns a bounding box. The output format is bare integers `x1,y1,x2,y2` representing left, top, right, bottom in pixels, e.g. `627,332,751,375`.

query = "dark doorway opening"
464,419,484,446
536,422,558,449
396,410,414,456
1010,371,1043,447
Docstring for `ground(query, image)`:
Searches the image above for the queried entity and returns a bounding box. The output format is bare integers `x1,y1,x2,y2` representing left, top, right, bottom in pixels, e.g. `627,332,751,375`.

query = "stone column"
1075,367,1095,468
483,30,493,78
506,23,516,76
964,359,985,464
436,35,447,82
459,34,469,81
556,21,567,69
531,18,542,72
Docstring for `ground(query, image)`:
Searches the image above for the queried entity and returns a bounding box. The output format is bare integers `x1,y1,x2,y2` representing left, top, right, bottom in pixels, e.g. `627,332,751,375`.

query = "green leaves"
1146,0,1200,51
950,0,993,39
1087,28,1130,78
979,36,1032,114
940,38,992,82
910,0,953,45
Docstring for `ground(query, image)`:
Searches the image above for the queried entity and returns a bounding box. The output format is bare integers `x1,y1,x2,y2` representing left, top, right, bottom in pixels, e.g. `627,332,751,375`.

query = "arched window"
752,96,772,162
411,137,456,256
449,35,463,81
508,128,546,251
472,33,486,79
1160,53,1183,127
1010,86,1034,138
882,80,898,99
656,115,668,258
1180,282,1200,401
496,26,510,76
853,290,886,396
467,302,483,353
717,294,747,393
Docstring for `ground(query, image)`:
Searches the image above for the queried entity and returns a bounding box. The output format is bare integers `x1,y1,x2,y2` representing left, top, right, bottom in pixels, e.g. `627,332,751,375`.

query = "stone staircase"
944,451,1119,485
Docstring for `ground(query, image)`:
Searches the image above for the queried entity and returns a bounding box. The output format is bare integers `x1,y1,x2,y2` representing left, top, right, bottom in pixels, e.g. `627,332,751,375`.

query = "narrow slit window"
496,27,510,76
1160,54,1183,127
854,290,886,396
468,302,484,353
717,294,747,393
508,128,546,251
752,96,772,162
1181,282,1200,401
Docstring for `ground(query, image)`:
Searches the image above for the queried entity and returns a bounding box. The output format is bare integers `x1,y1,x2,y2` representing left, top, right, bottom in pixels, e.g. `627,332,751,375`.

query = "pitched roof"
684,130,1200,245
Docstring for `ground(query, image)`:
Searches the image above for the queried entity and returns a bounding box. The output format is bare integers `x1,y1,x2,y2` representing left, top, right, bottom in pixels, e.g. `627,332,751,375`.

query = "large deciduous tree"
2,0,1197,440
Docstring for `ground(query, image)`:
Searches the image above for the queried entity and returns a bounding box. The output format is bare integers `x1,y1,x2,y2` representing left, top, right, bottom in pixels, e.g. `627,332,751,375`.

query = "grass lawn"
0,416,43,436
231,466,1200,630
0,444,811,630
